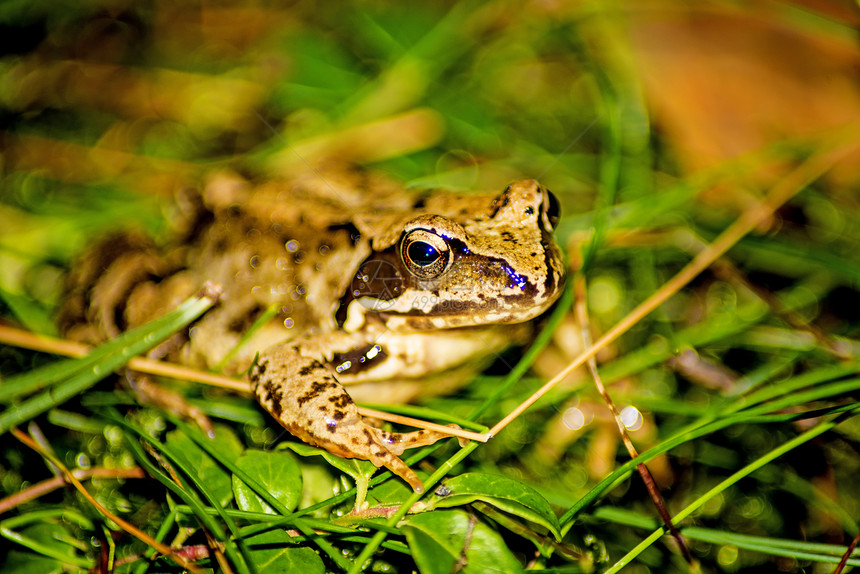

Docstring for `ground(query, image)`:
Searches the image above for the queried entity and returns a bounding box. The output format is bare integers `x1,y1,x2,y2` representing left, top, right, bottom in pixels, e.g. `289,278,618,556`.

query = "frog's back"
59,169,565,382
58,168,414,373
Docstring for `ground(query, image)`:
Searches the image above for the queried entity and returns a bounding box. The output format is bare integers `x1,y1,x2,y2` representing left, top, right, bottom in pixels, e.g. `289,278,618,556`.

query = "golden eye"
400,229,452,279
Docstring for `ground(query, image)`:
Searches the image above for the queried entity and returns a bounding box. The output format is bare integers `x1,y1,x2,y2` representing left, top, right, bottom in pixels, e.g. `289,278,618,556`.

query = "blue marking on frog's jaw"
501,262,528,291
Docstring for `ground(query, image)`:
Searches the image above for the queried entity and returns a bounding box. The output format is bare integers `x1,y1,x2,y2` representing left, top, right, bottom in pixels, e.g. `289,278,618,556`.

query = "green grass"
2,2,860,573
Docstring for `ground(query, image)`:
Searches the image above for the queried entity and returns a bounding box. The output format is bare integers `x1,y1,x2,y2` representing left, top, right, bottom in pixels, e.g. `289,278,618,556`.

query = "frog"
59,167,566,492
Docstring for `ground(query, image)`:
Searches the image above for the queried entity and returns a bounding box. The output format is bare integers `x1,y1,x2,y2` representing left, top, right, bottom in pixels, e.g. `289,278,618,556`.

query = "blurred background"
2,0,860,311
2,1,860,572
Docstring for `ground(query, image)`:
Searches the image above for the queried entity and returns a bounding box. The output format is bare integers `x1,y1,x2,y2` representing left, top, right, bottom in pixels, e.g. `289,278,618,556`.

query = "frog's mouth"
334,246,565,331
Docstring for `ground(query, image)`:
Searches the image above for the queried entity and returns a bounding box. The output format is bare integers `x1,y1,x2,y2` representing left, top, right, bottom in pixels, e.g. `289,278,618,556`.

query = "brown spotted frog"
59,168,566,492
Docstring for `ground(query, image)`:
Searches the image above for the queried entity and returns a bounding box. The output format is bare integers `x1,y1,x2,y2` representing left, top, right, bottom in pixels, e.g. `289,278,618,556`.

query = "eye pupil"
400,229,452,279
408,241,440,266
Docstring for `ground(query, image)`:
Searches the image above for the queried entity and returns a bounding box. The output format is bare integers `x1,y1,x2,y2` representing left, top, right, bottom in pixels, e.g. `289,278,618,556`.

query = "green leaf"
402,509,522,574
283,442,379,485
232,449,303,514
427,473,561,540
366,475,413,506
166,425,241,507
245,529,325,573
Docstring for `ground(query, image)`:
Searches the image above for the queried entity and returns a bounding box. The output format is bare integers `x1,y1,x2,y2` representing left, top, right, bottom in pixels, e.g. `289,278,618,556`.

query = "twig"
833,530,860,574
0,324,483,441
0,325,247,393
573,269,693,566
0,466,145,515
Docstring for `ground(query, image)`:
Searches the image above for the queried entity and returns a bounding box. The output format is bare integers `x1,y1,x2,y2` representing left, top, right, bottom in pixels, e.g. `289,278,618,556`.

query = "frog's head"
339,179,566,331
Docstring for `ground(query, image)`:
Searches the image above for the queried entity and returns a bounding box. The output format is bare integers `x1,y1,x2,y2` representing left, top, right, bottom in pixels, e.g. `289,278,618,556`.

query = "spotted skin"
60,170,565,492
251,341,448,492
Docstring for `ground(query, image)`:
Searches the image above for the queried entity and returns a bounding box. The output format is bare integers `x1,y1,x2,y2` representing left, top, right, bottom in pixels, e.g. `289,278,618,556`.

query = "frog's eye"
400,229,452,279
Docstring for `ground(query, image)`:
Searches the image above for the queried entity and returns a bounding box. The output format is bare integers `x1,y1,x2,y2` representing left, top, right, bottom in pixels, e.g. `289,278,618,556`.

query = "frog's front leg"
250,341,449,493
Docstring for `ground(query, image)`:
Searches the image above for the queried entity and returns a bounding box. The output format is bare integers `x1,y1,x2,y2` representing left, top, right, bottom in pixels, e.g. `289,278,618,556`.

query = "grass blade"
0,290,216,434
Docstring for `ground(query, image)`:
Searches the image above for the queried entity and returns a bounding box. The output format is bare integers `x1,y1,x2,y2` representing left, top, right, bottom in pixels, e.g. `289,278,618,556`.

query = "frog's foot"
250,343,451,493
